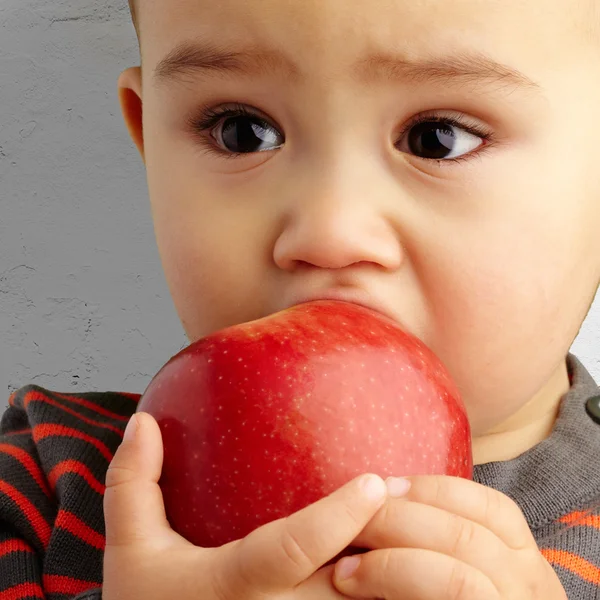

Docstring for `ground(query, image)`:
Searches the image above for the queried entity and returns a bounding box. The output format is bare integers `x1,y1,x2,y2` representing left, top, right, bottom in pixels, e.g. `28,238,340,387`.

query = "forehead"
140,0,584,81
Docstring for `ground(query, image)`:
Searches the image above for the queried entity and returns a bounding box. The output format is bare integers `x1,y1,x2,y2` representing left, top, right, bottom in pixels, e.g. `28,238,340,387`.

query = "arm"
0,385,139,599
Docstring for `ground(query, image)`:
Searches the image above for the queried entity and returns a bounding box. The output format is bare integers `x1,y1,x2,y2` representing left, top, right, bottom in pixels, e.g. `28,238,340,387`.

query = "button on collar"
585,395,600,425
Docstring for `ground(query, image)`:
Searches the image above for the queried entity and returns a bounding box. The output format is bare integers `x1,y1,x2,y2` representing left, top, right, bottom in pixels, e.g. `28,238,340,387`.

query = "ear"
117,66,145,162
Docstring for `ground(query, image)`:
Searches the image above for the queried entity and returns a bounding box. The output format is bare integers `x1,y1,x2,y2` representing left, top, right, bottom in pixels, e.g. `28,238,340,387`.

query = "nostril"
287,260,378,274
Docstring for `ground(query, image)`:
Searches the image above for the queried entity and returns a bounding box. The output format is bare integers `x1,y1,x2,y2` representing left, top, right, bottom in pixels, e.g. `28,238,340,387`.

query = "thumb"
104,412,182,548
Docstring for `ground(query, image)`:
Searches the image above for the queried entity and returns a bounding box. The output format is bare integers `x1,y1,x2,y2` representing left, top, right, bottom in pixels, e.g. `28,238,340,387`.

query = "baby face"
120,0,600,460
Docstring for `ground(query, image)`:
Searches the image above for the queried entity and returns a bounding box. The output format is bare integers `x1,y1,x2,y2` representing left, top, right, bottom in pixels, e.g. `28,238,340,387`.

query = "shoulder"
0,383,142,517
1,384,141,466
7,384,141,418
3,384,140,432
0,385,142,592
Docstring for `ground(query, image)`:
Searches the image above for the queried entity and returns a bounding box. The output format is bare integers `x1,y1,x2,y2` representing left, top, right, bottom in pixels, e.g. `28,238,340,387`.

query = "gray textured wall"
1,0,187,397
2,0,599,401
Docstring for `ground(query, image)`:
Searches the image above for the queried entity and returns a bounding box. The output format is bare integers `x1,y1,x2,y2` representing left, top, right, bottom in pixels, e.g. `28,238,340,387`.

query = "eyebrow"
153,40,542,94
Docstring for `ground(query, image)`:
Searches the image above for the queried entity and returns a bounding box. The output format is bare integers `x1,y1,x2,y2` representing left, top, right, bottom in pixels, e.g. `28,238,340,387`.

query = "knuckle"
490,487,520,526
369,501,390,534
340,498,367,531
104,463,137,489
279,520,317,572
431,475,446,505
448,515,476,557
481,487,497,525
377,548,396,581
447,561,471,600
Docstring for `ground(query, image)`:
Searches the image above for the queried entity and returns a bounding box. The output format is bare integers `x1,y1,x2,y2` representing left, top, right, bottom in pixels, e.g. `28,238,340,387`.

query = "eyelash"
186,102,495,166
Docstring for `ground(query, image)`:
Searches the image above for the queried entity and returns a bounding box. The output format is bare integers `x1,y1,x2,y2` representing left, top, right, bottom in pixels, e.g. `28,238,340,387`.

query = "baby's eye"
396,118,486,162
211,114,284,154
191,104,492,164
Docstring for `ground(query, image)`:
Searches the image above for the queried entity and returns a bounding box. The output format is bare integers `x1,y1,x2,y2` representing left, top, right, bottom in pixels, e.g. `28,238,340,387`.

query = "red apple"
137,300,472,550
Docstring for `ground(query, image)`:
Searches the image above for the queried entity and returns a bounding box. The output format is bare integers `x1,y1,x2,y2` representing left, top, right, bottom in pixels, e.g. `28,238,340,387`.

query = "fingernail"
336,555,361,580
123,414,138,442
360,474,386,501
386,476,411,497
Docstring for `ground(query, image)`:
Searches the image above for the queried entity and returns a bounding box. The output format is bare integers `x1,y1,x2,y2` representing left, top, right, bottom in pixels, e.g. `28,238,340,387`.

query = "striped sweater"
0,353,599,599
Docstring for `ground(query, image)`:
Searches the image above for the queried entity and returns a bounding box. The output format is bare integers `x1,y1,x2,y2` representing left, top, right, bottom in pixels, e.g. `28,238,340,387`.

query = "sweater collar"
473,354,600,530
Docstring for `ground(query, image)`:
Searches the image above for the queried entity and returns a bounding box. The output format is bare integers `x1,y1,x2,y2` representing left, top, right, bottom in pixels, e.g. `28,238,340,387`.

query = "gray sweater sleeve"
74,590,102,600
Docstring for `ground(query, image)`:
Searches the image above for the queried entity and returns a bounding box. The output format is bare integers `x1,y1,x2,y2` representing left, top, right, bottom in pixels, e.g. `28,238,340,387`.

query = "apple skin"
137,300,472,549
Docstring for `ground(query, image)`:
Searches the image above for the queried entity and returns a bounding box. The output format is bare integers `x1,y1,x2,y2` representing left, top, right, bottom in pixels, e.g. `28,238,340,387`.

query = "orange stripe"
0,538,33,558
4,429,32,437
33,424,114,462
53,391,130,422
0,444,51,497
542,548,600,584
55,509,105,551
23,390,123,435
0,582,44,599
0,481,51,549
558,510,600,530
43,574,98,595
49,460,105,495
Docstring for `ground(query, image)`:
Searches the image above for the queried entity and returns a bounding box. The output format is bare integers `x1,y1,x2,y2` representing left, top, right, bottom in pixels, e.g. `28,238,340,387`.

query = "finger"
219,474,387,594
352,494,509,583
378,475,536,550
297,564,356,599
104,412,186,548
334,548,500,600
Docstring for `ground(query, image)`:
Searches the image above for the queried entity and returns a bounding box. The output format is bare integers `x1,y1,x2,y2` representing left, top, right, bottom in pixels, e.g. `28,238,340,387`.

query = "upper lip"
285,288,398,324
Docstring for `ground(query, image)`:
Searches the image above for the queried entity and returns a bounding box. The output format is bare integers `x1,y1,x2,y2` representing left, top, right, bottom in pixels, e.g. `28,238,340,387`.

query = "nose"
273,171,404,272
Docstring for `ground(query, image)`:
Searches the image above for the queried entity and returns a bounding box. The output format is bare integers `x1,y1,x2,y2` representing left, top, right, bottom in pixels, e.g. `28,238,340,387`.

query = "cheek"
408,130,600,431
150,199,274,341
145,131,283,339
159,230,265,340
420,222,591,432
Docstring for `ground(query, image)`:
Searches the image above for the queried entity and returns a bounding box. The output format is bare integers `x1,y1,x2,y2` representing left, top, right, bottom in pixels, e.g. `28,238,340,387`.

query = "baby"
2,0,600,598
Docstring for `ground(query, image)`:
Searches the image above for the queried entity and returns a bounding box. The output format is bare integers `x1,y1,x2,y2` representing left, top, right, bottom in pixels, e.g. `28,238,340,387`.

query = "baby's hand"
103,412,388,600
332,475,568,599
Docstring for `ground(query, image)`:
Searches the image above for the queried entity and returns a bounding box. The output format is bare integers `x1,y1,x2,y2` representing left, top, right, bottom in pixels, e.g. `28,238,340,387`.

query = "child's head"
118,0,600,462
